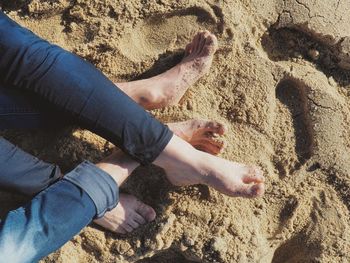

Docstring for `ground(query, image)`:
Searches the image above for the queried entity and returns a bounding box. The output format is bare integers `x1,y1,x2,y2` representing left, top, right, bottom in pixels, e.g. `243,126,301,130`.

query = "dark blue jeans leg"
0,11,173,165
0,86,71,130
0,137,62,196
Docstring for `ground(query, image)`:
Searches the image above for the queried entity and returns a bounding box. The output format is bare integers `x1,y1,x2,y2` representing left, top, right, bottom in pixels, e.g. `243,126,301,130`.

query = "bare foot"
95,119,226,234
117,31,218,110
154,136,265,198
168,119,226,155
94,194,156,234
160,30,218,107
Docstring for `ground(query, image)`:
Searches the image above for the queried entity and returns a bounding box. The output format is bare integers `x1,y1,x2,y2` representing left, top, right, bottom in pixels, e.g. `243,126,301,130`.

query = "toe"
243,167,265,184
238,183,265,198
185,43,192,56
199,31,209,52
204,121,226,135
128,219,140,229
210,33,218,47
250,183,265,197
133,212,147,225
122,223,134,233
192,32,202,52
210,139,225,150
136,203,156,222
195,31,205,53
203,30,211,42
202,33,218,56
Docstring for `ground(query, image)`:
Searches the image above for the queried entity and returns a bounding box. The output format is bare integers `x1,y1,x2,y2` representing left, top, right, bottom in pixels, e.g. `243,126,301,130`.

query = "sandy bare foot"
168,119,226,155
159,30,218,107
197,156,265,198
94,194,156,234
117,31,218,110
94,119,225,234
165,30,218,105
155,136,265,198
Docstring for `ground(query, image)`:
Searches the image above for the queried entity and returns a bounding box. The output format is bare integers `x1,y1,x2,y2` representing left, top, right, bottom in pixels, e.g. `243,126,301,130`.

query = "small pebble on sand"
308,49,320,60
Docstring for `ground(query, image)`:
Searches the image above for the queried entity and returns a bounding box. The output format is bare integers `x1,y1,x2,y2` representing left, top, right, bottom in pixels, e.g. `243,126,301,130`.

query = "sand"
0,0,349,262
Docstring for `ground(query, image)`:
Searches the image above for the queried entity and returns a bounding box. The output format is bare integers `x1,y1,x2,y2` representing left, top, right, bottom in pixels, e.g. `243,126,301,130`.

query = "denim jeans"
0,10,173,262
0,138,118,263
0,11,173,165
0,180,96,262
0,86,71,130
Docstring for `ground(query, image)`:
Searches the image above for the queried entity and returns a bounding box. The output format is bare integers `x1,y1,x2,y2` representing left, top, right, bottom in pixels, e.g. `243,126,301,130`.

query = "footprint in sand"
271,231,322,263
117,7,218,63
263,20,350,206
261,13,350,262
271,190,349,263
273,78,313,177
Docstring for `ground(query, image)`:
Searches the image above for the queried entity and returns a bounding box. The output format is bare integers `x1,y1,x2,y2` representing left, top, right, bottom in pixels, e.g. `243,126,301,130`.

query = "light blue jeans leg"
0,179,96,263
0,158,119,262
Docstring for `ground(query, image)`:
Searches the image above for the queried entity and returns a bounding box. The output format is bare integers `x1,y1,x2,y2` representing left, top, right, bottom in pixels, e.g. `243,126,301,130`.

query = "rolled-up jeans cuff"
63,160,119,218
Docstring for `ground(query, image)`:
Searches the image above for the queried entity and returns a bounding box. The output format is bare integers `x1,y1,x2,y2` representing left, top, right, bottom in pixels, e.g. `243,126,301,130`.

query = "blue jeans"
0,10,173,262
0,139,118,263
0,11,172,164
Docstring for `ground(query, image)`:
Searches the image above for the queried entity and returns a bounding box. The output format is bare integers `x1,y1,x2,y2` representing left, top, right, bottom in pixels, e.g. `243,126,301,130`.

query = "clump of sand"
0,0,349,262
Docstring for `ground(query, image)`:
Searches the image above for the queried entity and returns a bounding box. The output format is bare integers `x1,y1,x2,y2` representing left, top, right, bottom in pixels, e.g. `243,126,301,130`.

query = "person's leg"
0,137,62,196
0,12,224,162
0,148,143,262
0,180,96,263
0,86,225,155
0,85,72,130
116,31,218,110
0,11,172,165
0,87,227,235
154,135,265,198
0,11,265,197
0,137,156,234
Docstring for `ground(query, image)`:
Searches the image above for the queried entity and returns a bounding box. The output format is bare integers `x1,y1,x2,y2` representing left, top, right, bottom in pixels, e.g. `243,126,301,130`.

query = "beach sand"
0,0,349,262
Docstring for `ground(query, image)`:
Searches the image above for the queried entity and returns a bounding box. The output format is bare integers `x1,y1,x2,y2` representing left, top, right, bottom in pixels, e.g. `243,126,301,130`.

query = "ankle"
96,151,138,186
154,136,204,183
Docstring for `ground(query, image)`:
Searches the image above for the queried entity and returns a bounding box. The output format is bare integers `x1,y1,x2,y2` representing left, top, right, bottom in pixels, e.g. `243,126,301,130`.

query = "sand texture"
0,0,349,262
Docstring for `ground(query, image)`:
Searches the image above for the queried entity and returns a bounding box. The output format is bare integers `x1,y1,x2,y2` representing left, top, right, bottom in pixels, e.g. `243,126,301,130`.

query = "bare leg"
116,31,218,110
94,137,263,235
94,120,226,234
94,128,265,234
114,30,224,155
94,135,265,234
95,134,264,234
